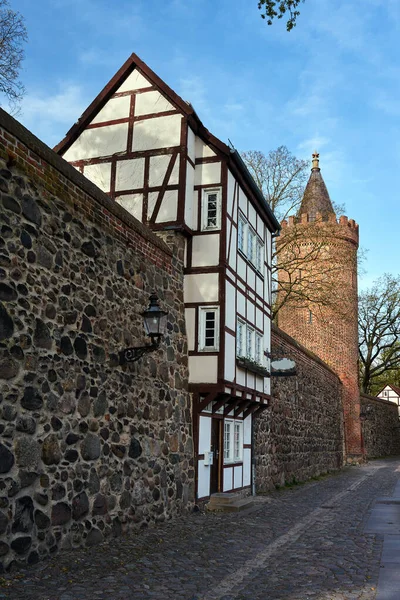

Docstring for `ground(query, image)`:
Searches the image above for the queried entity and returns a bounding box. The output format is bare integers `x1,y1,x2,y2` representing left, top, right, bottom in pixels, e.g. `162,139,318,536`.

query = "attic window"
202,189,221,231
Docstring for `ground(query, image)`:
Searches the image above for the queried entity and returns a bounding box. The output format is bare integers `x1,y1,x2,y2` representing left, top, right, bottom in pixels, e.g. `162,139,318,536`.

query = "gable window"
202,189,221,231
199,307,219,351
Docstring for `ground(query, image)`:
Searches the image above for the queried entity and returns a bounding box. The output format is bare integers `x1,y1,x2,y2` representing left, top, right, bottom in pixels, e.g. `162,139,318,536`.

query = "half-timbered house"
55,53,280,502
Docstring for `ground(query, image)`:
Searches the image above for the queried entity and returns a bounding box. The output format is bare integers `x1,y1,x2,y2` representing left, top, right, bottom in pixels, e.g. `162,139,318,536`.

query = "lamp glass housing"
142,293,168,341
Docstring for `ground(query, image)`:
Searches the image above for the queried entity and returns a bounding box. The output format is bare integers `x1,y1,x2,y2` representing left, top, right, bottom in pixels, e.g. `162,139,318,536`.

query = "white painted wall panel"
83,162,111,193
223,468,233,492
264,379,271,395
248,202,257,229
247,372,255,390
192,234,219,267
238,188,247,214
132,114,182,151
237,290,245,318
236,368,246,386
224,332,236,383
115,158,145,191
256,377,264,392
234,466,242,490
227,170,235,218
64,123,129,161
247,300,255,325
192,191,199,231
195,138,216,159
256,307,263,330
117,69,152,92
149,154,179,187
91,96,130,124
184,163,195,229
115,194,143,220
225,281,236,331
237,255,246,281
228,227,237,270
157,190,178,222
256,275,264,299
194,162,221,186
256,214,264,238
187,128,196,163
244,415,252,444
243,449,251,486
198,416,211,499
189,355,218,383
184,273,219,303
135,91,175,116
185,308,196,351
247,268,255,293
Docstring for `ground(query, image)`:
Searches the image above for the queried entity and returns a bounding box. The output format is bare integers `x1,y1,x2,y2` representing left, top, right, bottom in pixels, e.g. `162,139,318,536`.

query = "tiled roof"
298,159,335,219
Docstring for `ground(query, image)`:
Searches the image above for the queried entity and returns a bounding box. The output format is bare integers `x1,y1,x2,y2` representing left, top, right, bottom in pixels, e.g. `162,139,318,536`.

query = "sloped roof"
298,153,335,219
376,383,400,397
54,53,280,233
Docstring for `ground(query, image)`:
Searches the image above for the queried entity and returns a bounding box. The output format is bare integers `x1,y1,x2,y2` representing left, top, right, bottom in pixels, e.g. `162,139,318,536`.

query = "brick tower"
276,152,362,461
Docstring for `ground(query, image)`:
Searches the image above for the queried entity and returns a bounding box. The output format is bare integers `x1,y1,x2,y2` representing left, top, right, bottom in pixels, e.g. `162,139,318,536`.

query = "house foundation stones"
0,109,194,571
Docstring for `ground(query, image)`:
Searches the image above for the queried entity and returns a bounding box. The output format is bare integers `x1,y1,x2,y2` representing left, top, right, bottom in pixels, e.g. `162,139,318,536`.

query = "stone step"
208,492,241,505
206,497,254,513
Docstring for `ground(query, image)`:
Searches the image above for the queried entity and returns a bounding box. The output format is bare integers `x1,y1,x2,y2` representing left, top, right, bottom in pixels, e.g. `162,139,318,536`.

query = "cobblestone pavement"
1,458,399,600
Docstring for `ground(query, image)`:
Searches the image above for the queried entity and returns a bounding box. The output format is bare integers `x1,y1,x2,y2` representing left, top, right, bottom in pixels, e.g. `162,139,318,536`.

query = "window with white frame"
202,188,221,231
237,319,264,365
199,307,219,351
246,325,254,358
237,212,264,274
224,419,243,463
255,333,263,364
236,319,245,357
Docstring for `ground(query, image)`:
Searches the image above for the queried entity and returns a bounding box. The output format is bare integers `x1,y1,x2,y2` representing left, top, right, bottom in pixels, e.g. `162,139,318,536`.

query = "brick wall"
254,325,344,490
360,394,400,458
0,109,194,571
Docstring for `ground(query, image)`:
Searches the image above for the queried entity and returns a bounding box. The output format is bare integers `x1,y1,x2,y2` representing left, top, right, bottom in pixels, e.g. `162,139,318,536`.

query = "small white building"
376,384,400,414
56,53,280,501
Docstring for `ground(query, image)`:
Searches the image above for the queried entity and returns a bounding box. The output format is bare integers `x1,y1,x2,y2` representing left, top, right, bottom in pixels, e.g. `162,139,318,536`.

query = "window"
237,212,264,274
255,333,263,364
246,326,254,358
202,189,221,231
224,419,243,463
199,307,219,351
308,310,313,324
236,320,245,356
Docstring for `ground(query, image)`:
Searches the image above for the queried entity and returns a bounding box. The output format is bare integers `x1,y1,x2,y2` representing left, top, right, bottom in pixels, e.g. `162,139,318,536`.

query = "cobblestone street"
1,459,399,600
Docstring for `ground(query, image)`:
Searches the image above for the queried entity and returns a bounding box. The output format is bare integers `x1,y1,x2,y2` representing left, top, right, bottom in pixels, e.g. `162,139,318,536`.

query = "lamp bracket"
119,340,159,365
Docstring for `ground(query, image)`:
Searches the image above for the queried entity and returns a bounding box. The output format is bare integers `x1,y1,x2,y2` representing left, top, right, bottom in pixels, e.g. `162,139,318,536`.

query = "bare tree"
0,0,27,108
258,0,305,31
358,274,400,394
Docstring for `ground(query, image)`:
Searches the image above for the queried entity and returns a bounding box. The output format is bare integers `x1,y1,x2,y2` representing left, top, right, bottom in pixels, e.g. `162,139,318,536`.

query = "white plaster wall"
189,355,218,383
132,114,182,151
224,332,236,383
237,255,246,282
247,372,255,390
115,158,145,191
264,378,271,395
185,308,196,351
91,96,130,124
244,415,251,444
194,162,221,186
225,281,236,331
184,273,219,303
195,138,216,159
187,128,196,163
243,448,251,486
227,170,235,218
248,202,257,230
198,416,211,499
256,275,264,299
149,154,180,187
192,190,199,231
246,300,255,326
83,162,111,193
116,69,152,92
238,188,247,213
156,190,178,222
135,91,175,116
115,193,143,220
234,466,242,489
64,123,129,161
223,468,233,492
256,307,263,330
247,268,255,293
184,163,195,229
236,368,246,386
228,226,237,270
256,214,264,238
237,290,245,318
191,234,219,267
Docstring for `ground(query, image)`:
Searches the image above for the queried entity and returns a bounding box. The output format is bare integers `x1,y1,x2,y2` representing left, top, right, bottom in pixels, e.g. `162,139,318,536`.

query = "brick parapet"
281,213,359,247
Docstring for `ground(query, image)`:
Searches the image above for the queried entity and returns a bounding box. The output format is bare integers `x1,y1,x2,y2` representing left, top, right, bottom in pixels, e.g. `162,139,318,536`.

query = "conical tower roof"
298,152,335,219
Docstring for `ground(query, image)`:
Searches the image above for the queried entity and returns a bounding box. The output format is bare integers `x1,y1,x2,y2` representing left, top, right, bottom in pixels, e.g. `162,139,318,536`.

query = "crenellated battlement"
281,211,359,245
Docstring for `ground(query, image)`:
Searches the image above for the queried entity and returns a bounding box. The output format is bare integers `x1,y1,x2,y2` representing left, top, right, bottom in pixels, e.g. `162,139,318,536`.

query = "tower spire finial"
312,151,320,170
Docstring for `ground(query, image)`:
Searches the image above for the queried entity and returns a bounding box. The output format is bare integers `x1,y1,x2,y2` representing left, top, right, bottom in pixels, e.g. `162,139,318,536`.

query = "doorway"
210,418,221,494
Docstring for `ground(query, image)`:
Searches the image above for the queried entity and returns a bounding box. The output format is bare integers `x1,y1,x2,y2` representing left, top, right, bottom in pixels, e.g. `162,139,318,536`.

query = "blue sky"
7,0,400,289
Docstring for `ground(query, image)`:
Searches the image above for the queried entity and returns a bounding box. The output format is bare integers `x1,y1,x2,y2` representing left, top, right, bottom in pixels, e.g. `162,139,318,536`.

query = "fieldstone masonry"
255,325,344,490
0,109,194,571
360,394,400,459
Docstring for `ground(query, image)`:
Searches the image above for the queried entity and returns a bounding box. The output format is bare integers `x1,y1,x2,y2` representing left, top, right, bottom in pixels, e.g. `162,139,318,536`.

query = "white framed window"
238,215,246,253
247,227,256,264
255,333,263,364
246,325,255,358
256,239,264,273
236,319,245,356
237,212,264,273
224,419,243,463
202,188,221,231
199,307,219,351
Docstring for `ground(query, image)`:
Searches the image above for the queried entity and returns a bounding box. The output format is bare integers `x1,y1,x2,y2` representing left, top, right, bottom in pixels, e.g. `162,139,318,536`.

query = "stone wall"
0,109,194,571
254,325,344,491
360,394,400,459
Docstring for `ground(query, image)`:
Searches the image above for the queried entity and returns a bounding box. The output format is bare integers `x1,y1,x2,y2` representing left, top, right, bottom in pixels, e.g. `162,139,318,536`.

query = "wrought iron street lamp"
119,293,168,365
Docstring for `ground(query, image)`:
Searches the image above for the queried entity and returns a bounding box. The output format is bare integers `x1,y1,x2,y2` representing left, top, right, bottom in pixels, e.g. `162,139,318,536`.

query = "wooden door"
210,419,221,494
